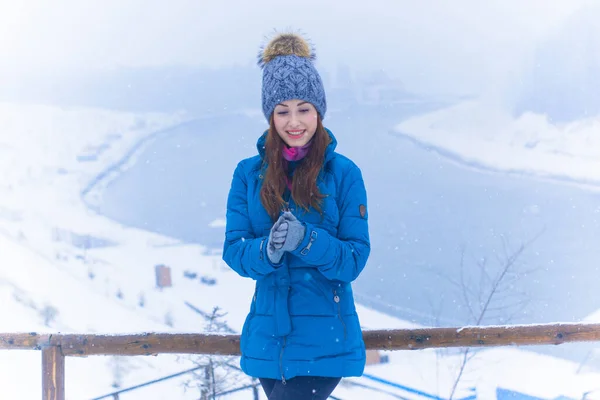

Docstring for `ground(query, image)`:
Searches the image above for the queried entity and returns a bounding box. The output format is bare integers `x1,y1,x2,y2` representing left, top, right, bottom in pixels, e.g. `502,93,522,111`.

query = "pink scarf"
282,141,312,161
282,140,312,190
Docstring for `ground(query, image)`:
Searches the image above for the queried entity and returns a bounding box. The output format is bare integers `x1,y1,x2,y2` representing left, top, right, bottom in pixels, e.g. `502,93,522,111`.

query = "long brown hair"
260,116,331,221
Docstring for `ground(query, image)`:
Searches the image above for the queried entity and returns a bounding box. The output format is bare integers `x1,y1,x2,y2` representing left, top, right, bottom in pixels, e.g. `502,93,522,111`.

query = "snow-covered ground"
1,101,599,399
394,100,600,189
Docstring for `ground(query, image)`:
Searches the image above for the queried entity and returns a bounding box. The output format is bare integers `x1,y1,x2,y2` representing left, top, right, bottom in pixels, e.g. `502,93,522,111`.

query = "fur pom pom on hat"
258,33,316,67
258,31,327,121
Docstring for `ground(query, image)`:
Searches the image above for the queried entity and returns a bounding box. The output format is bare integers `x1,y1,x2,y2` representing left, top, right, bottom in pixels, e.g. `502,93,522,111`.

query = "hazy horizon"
1,0,596,99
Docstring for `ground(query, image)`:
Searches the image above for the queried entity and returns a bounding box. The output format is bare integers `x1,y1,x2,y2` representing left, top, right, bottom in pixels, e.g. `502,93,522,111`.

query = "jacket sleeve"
290,162,370,282
222,162,280,280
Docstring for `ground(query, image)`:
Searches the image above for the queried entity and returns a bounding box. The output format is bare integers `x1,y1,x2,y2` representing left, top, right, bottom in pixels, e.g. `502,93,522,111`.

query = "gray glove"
267,217,288,264
279,211,306,252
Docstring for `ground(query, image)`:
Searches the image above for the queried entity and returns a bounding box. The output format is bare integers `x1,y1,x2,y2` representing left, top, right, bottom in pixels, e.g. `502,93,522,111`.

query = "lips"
286,130,305,139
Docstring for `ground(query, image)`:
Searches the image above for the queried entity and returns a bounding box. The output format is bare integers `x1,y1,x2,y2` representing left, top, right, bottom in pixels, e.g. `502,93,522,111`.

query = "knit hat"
258,32,327,121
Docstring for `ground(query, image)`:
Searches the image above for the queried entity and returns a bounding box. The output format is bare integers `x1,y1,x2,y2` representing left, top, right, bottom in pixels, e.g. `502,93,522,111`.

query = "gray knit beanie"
258,32,327,121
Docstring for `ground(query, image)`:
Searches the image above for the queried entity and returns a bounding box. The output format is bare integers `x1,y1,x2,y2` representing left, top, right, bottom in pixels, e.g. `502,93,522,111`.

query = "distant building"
365,349,389,365
155,264,172,288
356,69,411,105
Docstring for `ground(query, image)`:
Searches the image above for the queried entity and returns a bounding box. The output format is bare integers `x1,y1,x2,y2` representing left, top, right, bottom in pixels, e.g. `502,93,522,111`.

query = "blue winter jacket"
222,128,370,381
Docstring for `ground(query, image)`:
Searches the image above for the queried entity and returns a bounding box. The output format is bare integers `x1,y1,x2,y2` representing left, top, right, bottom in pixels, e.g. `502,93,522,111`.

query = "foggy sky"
0,0,593,96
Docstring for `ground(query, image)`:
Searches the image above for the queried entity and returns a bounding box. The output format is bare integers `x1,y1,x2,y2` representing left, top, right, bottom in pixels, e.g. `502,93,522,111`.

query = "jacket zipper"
333,290,348,340
259,238,265,260
279,337,287,385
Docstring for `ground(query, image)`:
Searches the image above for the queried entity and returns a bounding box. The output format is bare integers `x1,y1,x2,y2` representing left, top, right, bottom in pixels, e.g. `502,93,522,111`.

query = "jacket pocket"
254,283,276,315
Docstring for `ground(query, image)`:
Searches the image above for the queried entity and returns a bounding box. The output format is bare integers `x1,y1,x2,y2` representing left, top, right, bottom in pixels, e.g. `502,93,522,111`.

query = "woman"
222,31,370,400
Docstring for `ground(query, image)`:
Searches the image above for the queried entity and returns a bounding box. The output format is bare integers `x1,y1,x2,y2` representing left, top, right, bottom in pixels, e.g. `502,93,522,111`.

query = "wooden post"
42,346,65,400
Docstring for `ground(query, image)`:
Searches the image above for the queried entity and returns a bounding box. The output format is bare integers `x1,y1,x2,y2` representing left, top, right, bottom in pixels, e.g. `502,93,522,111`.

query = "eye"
299,109,310,113
276,111,288,115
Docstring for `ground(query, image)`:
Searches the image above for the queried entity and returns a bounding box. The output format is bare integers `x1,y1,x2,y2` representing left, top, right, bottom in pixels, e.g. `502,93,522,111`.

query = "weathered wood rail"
3,322,600,400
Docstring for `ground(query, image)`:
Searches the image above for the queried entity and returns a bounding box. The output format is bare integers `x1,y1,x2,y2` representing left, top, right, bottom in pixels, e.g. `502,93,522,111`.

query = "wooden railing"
4,322,600,400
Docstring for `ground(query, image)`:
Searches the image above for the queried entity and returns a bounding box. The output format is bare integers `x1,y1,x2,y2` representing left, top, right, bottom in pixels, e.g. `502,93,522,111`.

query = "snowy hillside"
394,100,600,188
1,101,599,399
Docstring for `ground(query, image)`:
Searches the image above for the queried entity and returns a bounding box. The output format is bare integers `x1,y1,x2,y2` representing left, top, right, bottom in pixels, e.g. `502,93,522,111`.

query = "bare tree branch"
448,229,544,399
449,348,470,399
459,246,477,323
184,306,249,399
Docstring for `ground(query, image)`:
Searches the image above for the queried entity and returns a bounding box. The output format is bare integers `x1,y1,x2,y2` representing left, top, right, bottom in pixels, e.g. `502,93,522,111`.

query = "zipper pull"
259,238,265,260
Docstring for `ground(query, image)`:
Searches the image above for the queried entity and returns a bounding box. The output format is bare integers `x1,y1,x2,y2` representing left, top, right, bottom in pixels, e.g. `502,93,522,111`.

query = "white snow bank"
0,101,189,211
394,100,600,186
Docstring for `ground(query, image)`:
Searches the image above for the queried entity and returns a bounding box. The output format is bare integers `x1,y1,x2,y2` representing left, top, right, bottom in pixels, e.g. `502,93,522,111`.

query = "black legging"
259,376,341,400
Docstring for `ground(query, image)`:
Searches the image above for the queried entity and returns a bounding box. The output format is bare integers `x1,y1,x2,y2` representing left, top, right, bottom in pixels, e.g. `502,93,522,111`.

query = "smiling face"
272,99,318,147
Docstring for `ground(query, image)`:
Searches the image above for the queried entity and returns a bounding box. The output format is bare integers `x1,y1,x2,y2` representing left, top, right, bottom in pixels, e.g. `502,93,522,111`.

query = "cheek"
305,114,318,133
273,116,286,134
299,112,317,124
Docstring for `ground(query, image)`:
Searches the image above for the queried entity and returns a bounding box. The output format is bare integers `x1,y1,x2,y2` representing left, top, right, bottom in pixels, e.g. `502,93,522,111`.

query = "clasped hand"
266,211,306,264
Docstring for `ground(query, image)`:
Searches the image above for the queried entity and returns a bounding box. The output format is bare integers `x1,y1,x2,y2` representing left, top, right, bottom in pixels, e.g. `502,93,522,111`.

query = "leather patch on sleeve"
359,204,366,218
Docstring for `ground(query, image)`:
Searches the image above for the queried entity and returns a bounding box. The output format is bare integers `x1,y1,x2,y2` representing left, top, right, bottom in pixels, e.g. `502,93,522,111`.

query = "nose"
289,111,301,127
